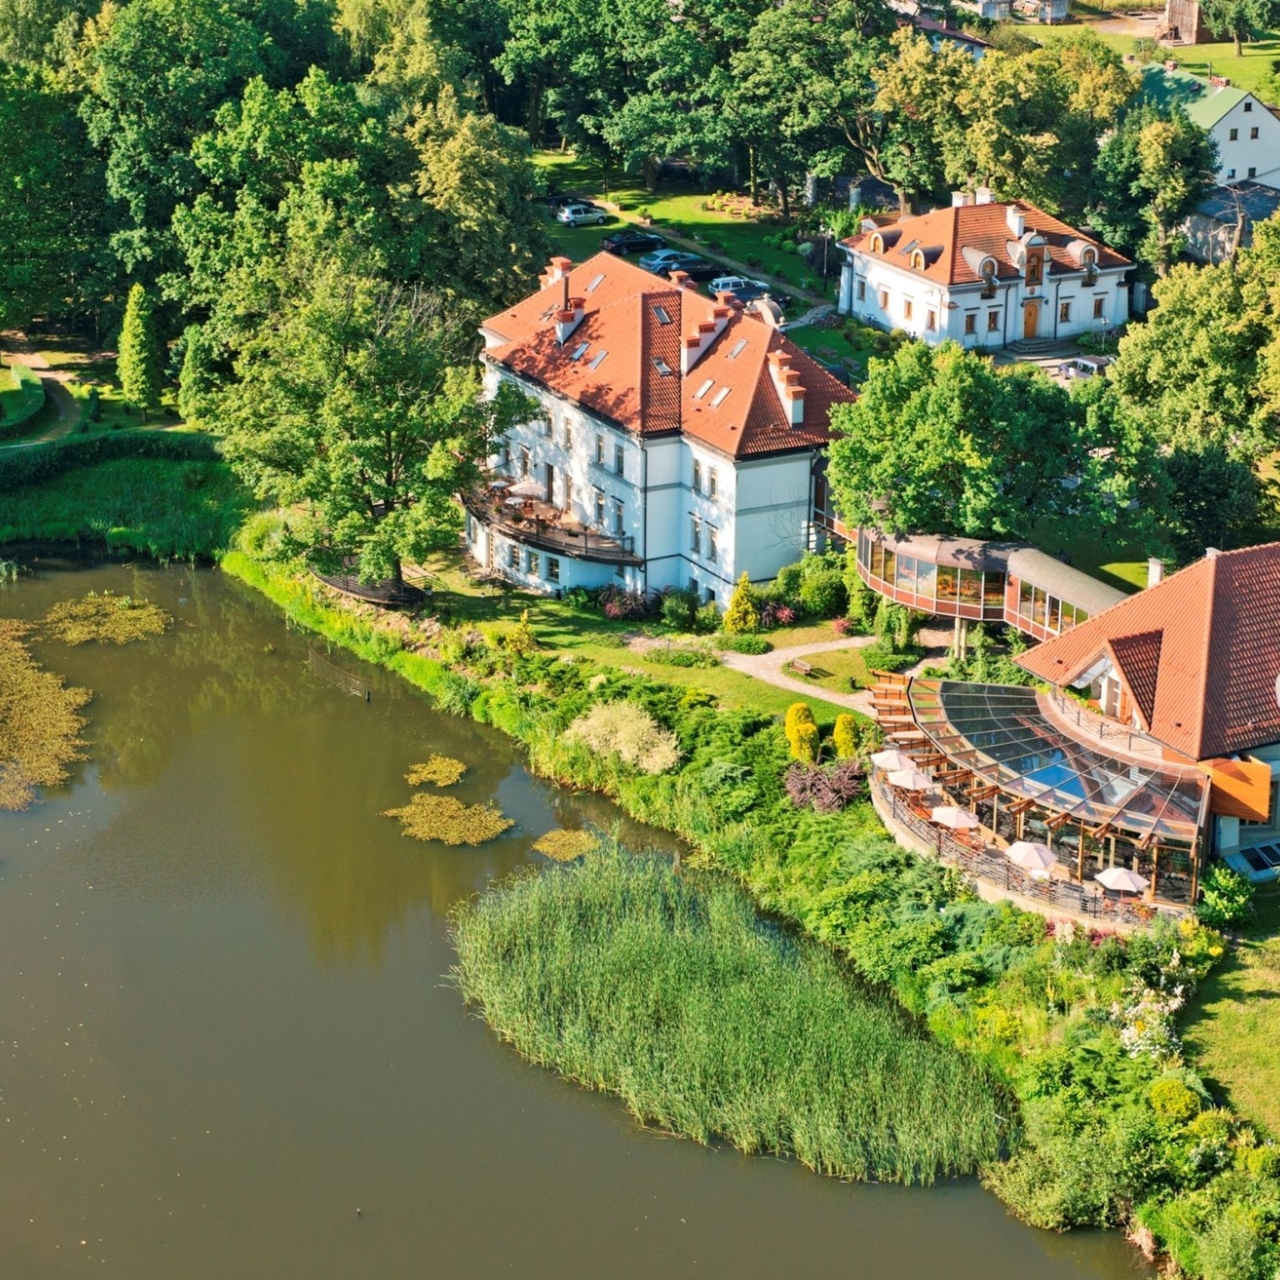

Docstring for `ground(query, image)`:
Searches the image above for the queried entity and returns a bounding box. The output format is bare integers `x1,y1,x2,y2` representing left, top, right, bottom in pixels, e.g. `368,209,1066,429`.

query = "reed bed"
451,851,1005,1184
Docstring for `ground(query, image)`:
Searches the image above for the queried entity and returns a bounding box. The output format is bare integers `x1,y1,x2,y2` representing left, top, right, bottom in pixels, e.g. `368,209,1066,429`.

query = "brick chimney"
667,270,697,291
541,256,573,289
680,303,733,374
767,350,806,426
555,295,586,344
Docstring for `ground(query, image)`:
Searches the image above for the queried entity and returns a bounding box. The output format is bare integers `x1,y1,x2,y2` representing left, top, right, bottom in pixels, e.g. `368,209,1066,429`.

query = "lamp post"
820,222,830,295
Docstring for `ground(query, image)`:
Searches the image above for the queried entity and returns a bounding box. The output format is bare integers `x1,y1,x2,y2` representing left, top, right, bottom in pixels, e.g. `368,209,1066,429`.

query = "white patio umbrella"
506,477,545,498
1005,841,1056,871
870,748,916,772
931,805,981,830
887,768,933,792
1095,865,1149,894
503,495,526,506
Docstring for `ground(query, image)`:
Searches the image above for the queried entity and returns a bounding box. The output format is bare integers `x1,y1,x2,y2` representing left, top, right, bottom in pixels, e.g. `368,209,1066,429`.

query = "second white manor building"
470,253,854,605
837,194,1131,347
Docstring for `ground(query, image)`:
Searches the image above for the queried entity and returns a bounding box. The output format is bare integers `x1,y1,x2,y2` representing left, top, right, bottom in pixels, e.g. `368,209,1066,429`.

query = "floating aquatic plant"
382,793,512,845
0,619,90,810
405,755,467,787
43,591,173,645
531,829,598,862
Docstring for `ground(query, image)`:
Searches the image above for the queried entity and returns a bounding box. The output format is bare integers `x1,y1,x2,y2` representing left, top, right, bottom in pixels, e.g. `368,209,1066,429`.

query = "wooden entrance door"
1023,301,1038,340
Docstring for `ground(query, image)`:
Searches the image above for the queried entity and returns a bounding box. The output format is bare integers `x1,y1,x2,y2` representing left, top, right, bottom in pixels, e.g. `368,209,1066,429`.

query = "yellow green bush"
1149,1078,1200,1126
832,714,857,759
722,572,759,633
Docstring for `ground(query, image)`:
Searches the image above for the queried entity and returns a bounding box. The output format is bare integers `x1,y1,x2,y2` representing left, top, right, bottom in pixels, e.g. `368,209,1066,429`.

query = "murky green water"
0,561,1151,1279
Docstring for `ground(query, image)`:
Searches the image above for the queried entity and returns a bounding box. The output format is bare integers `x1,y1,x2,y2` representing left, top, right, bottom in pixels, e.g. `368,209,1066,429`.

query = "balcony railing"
463,489,642,565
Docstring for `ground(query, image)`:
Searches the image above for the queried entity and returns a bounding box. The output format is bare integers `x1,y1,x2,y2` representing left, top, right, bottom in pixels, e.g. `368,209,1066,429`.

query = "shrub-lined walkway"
719,636,876,713
0,332,81,447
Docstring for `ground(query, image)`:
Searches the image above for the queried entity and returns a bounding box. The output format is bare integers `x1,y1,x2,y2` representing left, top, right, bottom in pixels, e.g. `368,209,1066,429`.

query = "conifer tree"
118,282,162,420
833,714,857,760
723,572,759,634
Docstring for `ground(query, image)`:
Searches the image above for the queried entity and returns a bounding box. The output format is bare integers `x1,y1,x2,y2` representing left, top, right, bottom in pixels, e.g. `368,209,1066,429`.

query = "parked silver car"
556,202,607,227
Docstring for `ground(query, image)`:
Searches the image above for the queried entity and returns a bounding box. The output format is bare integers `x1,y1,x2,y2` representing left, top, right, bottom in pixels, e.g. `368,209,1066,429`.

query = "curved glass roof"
907,680,1207,843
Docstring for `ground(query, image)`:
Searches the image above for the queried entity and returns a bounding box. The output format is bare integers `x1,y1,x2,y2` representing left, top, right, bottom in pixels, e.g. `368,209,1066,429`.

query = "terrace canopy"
906,680,1208,844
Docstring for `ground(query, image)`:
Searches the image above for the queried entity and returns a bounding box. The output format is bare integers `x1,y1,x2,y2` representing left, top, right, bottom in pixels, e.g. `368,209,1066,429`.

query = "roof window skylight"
728,339,748,359
588,349,608,370
570,341,590,361
654,305,672,325
694,378,714,399
587,272,606,293
653,356,674,377
710,387,731,407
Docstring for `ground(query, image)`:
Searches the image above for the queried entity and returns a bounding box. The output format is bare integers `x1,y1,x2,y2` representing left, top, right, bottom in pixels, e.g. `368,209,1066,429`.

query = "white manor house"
837,193,1132,347
470,253,854,605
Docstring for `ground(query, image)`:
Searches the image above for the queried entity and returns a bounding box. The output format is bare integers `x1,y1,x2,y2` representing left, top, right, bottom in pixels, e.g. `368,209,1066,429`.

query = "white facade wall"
1213,99,1280,189
837,252,1130,346
470,361,817,607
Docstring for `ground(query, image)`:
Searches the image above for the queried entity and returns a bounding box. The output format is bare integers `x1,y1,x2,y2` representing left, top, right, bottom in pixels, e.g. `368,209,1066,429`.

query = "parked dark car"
600,230,666,256
655,253,719,281
727,282,791,310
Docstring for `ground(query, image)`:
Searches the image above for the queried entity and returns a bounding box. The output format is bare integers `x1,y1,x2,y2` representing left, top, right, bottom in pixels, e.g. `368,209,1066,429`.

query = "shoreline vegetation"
2,483,1276,1276
451,848,1007,1183
211,536,1273,1279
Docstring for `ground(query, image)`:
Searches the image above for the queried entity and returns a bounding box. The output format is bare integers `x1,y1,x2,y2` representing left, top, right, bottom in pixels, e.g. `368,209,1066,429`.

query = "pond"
0,560,1151,1279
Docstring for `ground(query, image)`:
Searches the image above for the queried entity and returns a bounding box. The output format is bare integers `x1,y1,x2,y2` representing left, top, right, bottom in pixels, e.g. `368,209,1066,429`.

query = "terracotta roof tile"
841,200,1129,287
481,253,855,459
1016,543,1280,760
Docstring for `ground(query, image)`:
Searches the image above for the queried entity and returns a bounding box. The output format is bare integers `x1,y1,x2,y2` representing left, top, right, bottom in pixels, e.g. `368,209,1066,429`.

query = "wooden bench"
791,659,815,677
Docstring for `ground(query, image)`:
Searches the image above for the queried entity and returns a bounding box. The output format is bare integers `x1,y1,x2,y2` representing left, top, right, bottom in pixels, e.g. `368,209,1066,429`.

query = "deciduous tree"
222,255,530,586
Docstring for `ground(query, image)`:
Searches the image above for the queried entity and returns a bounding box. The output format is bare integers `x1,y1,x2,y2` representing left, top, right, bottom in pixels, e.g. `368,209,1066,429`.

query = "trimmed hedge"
0,363,47,439
0,429,221,492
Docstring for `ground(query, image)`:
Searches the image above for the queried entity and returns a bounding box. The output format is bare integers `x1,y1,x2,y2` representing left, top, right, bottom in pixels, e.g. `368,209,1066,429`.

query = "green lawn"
1183,885,1280,1136
1032,516,1152,593
785,646,874,695
414,551,852,722
535,151,840,300
784,321,877,382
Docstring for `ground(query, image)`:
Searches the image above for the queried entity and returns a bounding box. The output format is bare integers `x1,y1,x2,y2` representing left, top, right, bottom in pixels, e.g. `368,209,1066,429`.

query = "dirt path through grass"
0,331,82,447
720,636,876,712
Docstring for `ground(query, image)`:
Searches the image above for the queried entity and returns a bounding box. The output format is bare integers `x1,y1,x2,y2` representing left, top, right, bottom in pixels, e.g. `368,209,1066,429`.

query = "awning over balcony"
907,679,1208,843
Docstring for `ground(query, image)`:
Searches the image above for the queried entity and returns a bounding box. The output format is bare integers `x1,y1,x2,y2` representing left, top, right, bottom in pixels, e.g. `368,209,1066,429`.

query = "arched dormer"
963,246,1000,298
910,248,925,271
870,233,884,253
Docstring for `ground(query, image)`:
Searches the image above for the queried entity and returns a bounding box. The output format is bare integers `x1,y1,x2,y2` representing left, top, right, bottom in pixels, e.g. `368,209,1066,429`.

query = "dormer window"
1027,255,1042,286
1082,249,1097,286
980,259,997,299
870,233,884,253
910,249,926,271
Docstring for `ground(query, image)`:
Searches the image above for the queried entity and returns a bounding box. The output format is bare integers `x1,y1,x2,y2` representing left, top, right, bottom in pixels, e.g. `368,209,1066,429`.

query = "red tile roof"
480,253,854,458
841,200,1129,287
1016,543,1280,761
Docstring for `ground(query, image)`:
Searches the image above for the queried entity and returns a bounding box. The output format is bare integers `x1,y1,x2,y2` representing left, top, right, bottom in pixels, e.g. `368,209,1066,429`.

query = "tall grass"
451,850,1006,1184
0,458,250,559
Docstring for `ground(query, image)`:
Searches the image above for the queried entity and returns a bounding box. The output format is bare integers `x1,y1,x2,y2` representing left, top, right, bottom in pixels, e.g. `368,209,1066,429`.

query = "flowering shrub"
598,585,655,620
1112,982,1187,1059
831,616,852,636
564,701,681,774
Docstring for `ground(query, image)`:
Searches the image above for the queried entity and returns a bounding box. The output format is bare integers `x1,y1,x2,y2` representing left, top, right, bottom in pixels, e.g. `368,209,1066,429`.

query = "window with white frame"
708,468,718,500
612,498,624,535
856,280,866,301
526,548,538,573
508,544,519,569
614,443,625,476
692,459,702,493
594,489,605,527
563,421,573,450
690,514,701,553
706,525,718,562
1093,297,1105,319
595,434,604,465
547,557,560,583
520,446,531,476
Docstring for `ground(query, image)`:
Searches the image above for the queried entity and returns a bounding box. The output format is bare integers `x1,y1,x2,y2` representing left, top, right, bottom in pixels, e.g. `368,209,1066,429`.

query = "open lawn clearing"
783,322,876,381
1031,516,1151,592
1183,886,1280,1136
413,552,852,721
782,646,874,694
534,151,839,300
